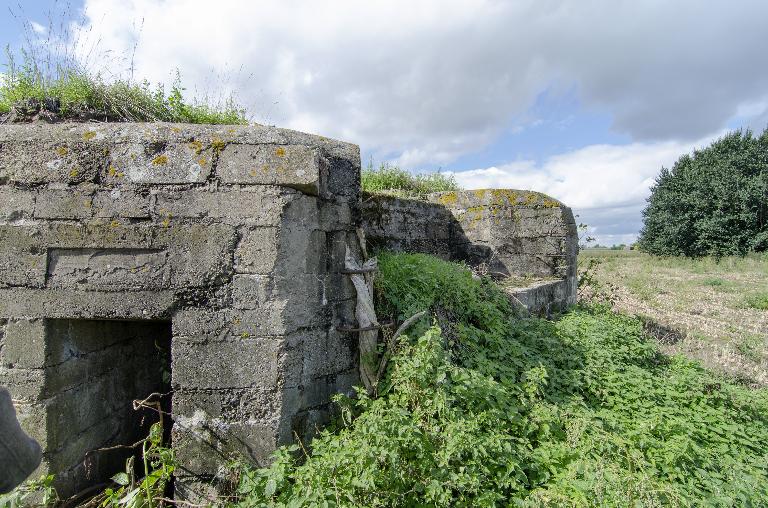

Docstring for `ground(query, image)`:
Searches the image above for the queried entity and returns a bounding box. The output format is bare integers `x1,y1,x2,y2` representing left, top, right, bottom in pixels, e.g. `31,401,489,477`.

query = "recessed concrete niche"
39,319,171,496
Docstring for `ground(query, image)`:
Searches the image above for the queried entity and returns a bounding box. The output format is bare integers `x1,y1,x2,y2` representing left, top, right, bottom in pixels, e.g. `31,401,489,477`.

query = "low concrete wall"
362,189,578,313
0,123,362,499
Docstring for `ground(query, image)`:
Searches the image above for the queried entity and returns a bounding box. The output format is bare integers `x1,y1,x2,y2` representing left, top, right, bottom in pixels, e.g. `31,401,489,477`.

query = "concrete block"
1,319,46,369
275,228,326,276
46,248,171,291
319,202,355,232
0,367,45,401
172,412,278,476
234,227,279,274
152,186,297,226
0,288,175,320
0,226,47,288
172,338,280,389
172,308,232,338
218,144,321,194
172,388,282,423
34,187,95,219
174,477,222,505
299,328,355,381
14,401,49,449
0,186,35,221
106,139,213,184
0,138,104,184
231,274,273,310
92,188,150,218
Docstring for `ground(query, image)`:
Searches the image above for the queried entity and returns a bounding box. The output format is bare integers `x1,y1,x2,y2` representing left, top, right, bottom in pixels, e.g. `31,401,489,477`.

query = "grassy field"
579,249,768,386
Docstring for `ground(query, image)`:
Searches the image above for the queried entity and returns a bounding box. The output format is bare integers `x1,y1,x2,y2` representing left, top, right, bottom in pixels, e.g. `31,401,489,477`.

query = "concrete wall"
361,189,578,314
0,123,361,500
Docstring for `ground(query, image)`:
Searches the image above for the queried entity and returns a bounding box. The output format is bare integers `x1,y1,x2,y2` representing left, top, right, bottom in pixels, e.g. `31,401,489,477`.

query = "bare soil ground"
579,249,768,386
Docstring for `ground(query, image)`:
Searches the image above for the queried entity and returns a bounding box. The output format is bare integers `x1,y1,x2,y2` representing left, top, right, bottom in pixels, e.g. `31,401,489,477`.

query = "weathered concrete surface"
0,123,361,501
361,189,578,313
505,279,573,317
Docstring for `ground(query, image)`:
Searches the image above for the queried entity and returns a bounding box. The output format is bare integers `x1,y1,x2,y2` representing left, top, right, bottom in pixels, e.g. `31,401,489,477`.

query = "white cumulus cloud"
450,135,720,244
68,0,768,165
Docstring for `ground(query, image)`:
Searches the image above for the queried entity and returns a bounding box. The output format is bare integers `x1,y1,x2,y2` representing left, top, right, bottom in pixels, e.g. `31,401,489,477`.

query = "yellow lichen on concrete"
152,155,169,166
56,146,69,157
69,168,79,178
488,189,519,206
275,147,286,157
188,140,204,155
522,192,539,206
436,192,459,206
158,208,173,228
211,137,226,154
108,165,125,178
198,157,208,167
82,131,97,141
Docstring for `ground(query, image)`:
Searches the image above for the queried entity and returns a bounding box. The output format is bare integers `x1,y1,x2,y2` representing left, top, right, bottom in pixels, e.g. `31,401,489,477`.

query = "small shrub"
736,334,765,362
361,162,459,199
746,291,768,310
703,278,726,287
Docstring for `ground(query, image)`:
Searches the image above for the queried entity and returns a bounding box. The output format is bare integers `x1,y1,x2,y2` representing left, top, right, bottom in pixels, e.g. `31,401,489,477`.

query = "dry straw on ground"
579,249,768,386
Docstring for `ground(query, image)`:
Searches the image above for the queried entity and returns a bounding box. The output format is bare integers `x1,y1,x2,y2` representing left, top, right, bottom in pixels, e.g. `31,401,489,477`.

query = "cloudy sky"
3,1,768,245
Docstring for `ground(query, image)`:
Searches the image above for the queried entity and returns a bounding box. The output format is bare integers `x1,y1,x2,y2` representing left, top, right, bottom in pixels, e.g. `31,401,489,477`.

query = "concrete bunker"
0,121,578,502
0,122,362,500
361,190,578,316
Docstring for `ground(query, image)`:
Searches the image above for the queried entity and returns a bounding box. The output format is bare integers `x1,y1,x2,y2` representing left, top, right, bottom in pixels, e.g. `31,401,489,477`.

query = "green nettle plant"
639,128,768,257
227,253,768,507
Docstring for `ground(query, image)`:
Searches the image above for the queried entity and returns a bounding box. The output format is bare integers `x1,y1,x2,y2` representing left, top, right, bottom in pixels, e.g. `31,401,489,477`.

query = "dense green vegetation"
0,52,247,124
639,128,768,257
231,253,768,507
746,291,768,311
361,162,459,198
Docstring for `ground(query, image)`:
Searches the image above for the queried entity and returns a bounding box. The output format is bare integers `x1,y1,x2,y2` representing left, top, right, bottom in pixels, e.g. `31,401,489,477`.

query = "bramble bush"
639,128,768,257
230,253,768,507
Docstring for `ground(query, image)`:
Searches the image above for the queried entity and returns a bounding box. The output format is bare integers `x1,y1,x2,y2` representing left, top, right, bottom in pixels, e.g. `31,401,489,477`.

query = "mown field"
579,249,768,386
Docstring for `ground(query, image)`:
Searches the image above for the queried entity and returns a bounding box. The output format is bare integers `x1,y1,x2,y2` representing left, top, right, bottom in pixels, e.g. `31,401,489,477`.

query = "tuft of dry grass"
579,249,768,386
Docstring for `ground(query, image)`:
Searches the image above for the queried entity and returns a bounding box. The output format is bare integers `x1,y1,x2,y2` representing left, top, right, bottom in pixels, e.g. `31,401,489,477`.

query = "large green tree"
639,128,768,257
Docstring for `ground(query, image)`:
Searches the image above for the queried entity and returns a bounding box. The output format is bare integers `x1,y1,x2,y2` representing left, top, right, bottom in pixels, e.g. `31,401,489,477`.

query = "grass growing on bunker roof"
362,161,460,199
0,49,248,125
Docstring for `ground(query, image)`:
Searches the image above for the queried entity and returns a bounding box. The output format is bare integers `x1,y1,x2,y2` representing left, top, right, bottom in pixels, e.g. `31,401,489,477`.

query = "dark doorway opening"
42,319,172,499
